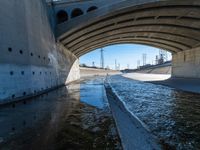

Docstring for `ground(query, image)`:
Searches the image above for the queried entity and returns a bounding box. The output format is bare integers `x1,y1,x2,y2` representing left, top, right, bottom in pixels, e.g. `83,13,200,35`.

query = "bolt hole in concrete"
8,47,12,52
19,50,23,54
10,71,14,75
21,71,24,75
0,76,122,150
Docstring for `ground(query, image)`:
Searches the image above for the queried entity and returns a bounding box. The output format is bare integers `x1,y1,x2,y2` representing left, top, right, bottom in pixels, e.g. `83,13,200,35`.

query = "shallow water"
108,75,200,149
0,77,121,150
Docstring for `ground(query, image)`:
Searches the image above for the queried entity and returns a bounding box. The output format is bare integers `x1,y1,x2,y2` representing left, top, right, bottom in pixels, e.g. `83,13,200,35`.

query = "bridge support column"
172,47,200,78
0,0,80,104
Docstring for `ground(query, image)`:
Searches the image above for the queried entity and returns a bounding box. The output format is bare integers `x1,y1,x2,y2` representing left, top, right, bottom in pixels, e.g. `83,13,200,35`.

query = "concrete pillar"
172,47,200,78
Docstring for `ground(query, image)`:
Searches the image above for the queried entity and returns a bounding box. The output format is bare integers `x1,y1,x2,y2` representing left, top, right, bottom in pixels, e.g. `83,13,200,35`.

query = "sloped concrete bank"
104,79,161,150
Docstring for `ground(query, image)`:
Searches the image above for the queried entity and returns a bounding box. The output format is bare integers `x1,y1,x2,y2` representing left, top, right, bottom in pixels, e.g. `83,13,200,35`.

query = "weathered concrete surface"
172,46,200,78
66,59,80,84
0,0,80,103
135,63,171,74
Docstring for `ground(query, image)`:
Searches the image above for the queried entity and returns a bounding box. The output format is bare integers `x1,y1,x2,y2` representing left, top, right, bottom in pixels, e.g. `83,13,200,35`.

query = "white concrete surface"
123,73,171,81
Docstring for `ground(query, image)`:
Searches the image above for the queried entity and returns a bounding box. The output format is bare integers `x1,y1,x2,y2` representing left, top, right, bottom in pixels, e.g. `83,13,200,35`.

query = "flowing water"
108,75,200,150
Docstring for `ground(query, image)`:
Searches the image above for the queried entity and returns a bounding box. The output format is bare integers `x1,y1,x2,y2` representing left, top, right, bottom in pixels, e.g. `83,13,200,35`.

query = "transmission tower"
158,49,168,64
100,48,104,68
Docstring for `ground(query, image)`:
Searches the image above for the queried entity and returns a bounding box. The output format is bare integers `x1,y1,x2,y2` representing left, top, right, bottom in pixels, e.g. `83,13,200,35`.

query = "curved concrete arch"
57,10,68,24
70,34,190,54
71,8,84,18
69,31,192,51
87,6,98,12
76,40,180,57
75,37,182,56
60,6,200,44
56,0,200,56
65,19,200,48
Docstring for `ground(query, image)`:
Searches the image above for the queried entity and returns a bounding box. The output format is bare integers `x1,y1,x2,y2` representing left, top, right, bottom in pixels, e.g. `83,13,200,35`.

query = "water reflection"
0,82,80,149
0,77,121,150
80,77,108,109
109,75,200,149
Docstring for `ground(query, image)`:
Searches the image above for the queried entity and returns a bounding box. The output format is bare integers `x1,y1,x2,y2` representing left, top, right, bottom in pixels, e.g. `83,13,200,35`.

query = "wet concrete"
0,76,122,150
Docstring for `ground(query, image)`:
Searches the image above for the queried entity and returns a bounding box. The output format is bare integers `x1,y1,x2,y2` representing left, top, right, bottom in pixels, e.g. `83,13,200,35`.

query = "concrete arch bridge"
53,0,200,78
0,0,200,102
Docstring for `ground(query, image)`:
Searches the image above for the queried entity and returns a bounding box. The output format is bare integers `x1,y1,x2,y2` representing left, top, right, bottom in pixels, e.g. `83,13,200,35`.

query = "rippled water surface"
109,75,200,149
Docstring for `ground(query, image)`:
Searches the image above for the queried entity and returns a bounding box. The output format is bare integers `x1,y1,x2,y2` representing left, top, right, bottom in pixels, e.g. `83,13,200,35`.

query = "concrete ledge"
105,81,161,150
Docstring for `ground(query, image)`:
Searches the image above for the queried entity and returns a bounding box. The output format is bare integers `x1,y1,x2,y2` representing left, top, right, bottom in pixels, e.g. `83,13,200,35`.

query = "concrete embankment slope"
137,66,171,74
80,67,120,77
134,63,171,74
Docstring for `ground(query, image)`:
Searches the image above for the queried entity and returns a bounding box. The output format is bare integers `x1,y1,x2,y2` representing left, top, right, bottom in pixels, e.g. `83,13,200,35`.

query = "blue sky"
79,44,172,69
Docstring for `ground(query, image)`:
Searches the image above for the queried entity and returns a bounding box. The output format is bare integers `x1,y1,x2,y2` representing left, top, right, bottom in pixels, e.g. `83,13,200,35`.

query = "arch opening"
71,8,84,18
87,6,98,12
57,10,68,24
79,43,172,72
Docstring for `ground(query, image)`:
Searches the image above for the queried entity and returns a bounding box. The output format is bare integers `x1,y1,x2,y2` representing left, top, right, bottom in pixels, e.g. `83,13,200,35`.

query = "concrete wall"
0,0,79,103
172,47,200,78
137,66,171,74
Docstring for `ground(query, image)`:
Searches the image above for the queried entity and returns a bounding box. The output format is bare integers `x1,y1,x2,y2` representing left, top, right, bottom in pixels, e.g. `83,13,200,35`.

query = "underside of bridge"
55,0,200,78
56,0,200,57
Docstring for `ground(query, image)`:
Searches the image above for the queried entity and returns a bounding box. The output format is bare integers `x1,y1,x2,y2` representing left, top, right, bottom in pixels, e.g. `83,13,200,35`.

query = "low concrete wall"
80,67,120,77
137,66,171,74
0,0,79,104
172,47,200,78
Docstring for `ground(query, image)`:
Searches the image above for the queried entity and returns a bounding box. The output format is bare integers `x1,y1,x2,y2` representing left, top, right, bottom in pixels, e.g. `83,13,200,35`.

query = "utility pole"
142,53,147,66
100,48,104,69
92,61,95,67
115,59,117,70
137,60,140,68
